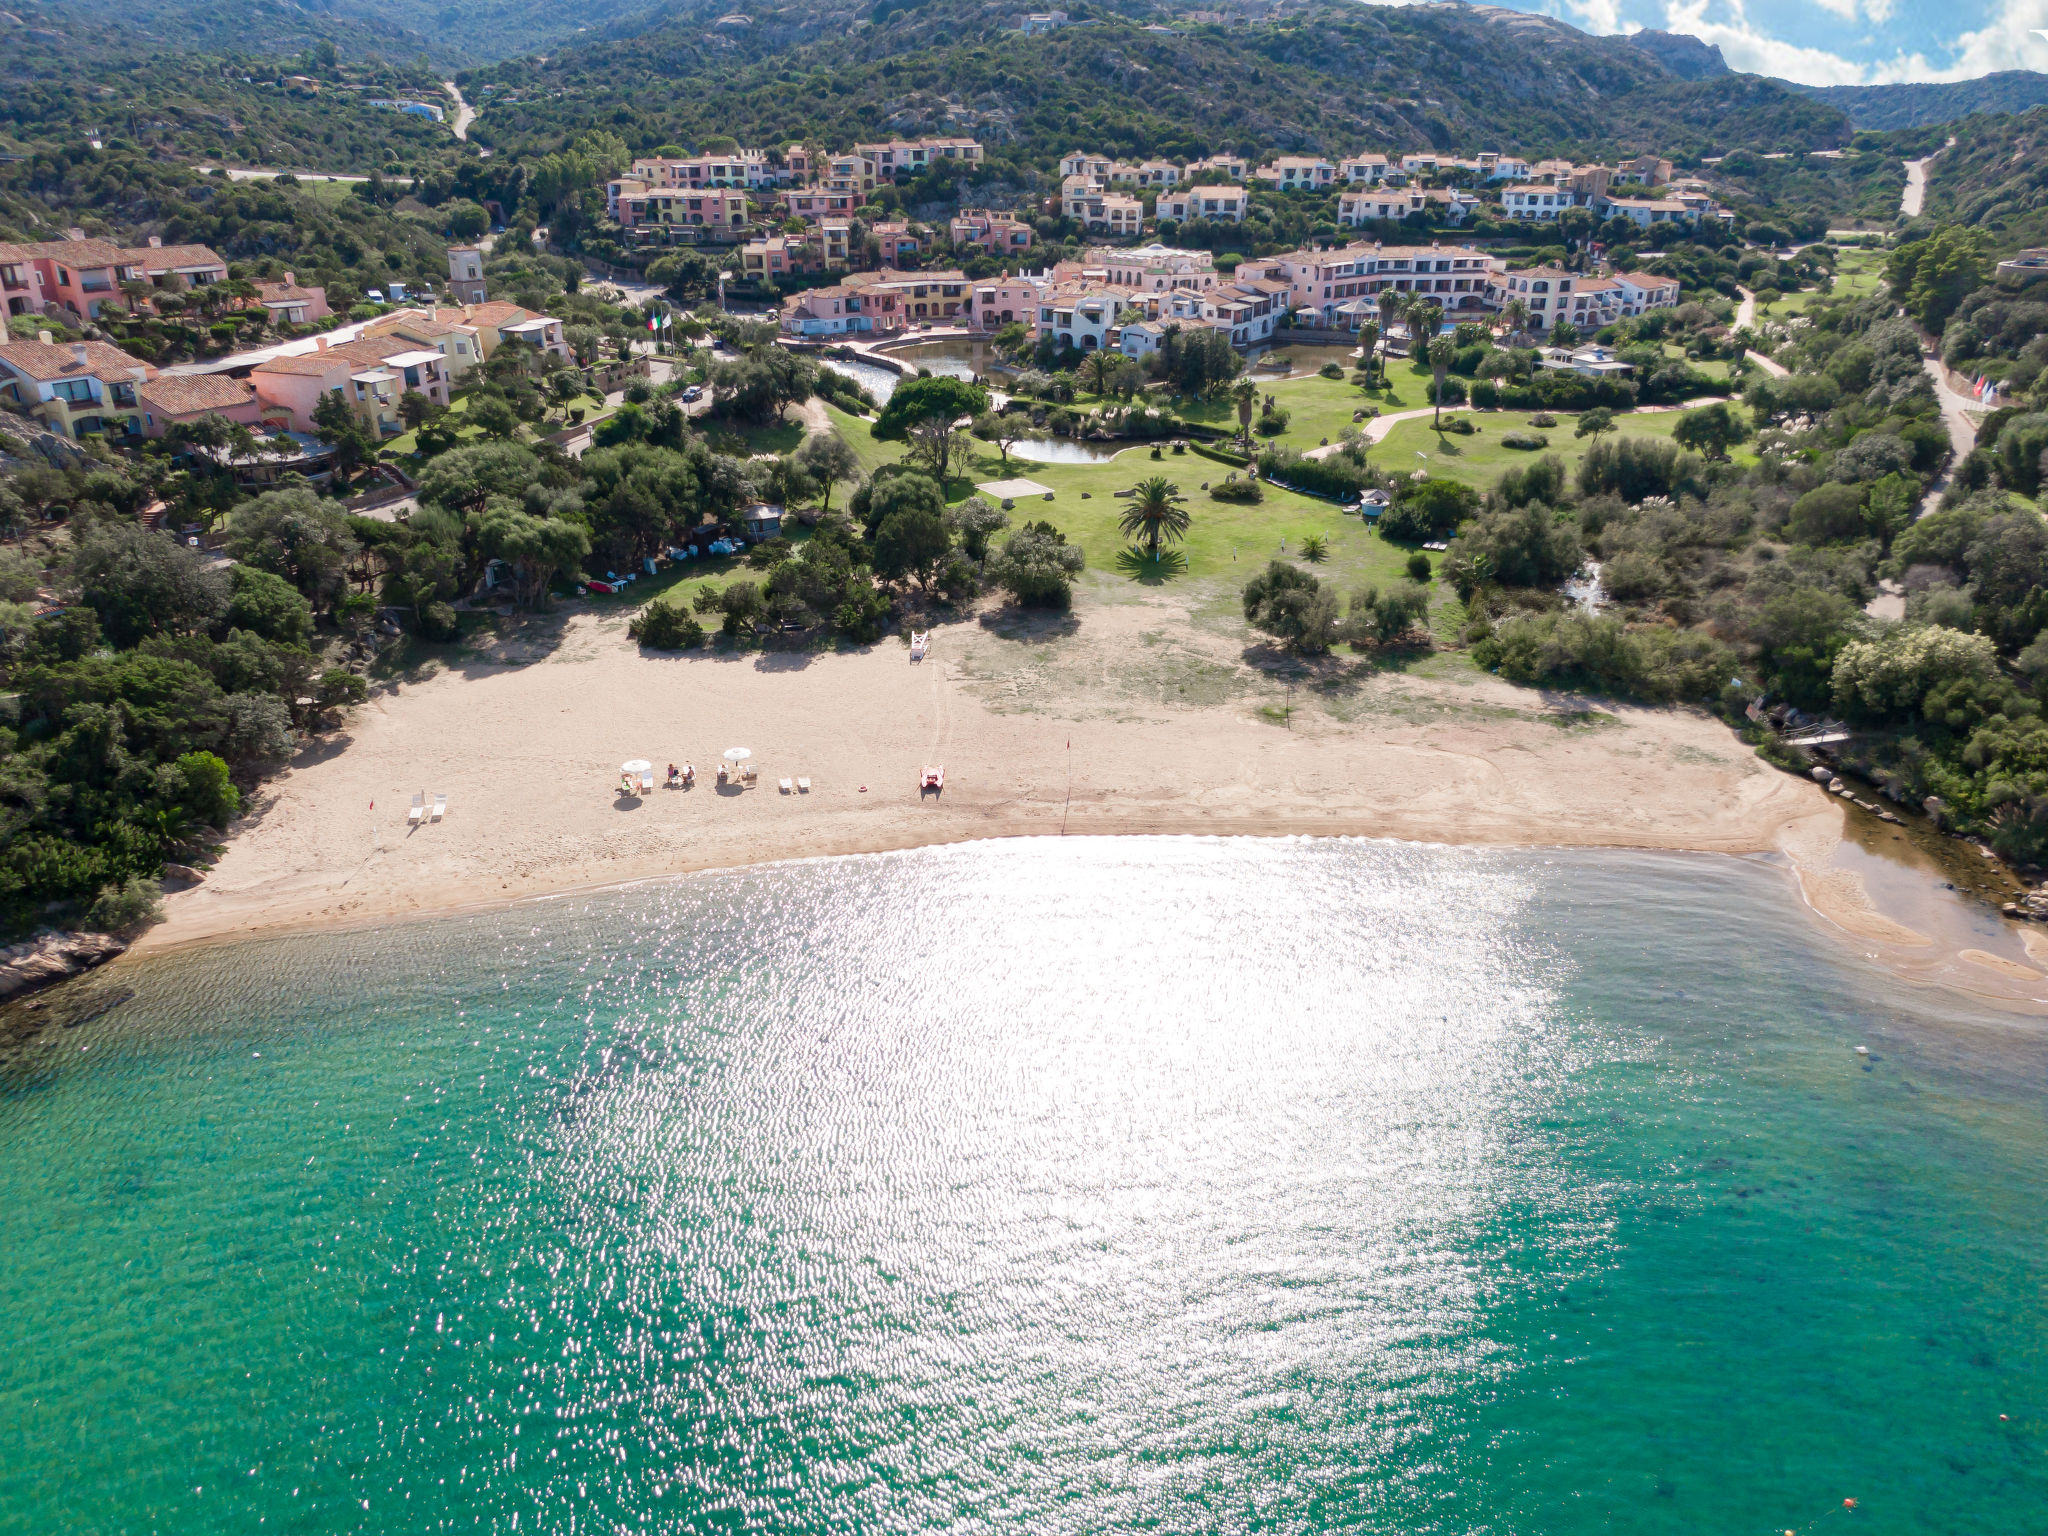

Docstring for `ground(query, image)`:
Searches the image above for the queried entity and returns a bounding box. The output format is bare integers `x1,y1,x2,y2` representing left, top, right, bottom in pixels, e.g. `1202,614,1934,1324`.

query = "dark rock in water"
0,931,128,1003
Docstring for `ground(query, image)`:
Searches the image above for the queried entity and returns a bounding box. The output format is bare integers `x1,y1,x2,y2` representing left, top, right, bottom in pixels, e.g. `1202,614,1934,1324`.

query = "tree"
972,410,1027,469
1118,476,1192,559
473,505,590,609
1500,297,1529,342
1786,482,1868,545
310,389,379,477
1886,226,1986,333
793,430,861,513
872,504,952,591
226,488,360,606
1575,407,1616,441
1356,321,1382,387
945,496,1010,561
1426,335,1457,428
225,565,314,645
469,394,522,440
71,522,229,647
1083,349,1116,397
446,200,490,240
1832,624,2004,724
1243,561,1342,653
1378,478,1478,543
987,521,1084,608
873,376,988,442
1452,503,1583,590
1672,400,1748,461
1345,581,1430,645
1232,377,1259,451
905,416,973,484
1550,319,1580,349
416,441,542,515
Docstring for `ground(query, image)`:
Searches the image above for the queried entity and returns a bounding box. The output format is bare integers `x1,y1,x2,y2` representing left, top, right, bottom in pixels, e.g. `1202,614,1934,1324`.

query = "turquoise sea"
1,837,2043,1534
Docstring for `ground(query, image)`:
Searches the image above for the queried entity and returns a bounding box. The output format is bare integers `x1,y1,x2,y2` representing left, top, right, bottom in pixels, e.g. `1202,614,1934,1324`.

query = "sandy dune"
140,591,1843,953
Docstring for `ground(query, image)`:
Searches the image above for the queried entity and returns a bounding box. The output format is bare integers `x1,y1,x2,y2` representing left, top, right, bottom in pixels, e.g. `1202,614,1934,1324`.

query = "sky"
1365,0,2048,85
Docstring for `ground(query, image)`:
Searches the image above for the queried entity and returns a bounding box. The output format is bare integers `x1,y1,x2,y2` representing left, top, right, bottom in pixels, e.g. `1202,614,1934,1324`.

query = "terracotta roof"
256,280,324,302
0,338,154,383
459,302,537,329
120,244,226,272
253,350,349,377
136,374,256,416
22,238,125,268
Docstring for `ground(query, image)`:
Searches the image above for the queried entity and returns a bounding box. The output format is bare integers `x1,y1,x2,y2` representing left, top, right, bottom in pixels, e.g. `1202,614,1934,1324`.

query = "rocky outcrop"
0,931,128,1002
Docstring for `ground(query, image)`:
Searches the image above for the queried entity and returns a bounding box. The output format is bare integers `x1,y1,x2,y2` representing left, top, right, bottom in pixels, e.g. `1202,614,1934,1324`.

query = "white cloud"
1808,0,1860,21
1663,0,2048,84
1564,0,1628,32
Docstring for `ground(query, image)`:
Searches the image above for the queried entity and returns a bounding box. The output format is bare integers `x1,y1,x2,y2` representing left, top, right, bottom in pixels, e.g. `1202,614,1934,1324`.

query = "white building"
1159,185,1247,224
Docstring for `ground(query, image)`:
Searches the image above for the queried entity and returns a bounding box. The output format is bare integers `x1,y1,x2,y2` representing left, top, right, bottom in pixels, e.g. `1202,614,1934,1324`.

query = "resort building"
781,270,973,335
1060,177,1144,237
0,236,228,320
251,272,332,326
1035,287,1122,352
949,210,1036,256
1501,184,1577,221
853,137,984,178
1237,242,1505,323
134,373,268,438
963,274,1049,331
1255,157,1337,191
607,182,752,239
1158,186,1247,223
1185,155,1248,181
1340,155,1392,184
1075,243,1218,292
251,334,452,435
362,308,489,380
781,188,859,222
1611,271,1682,317
1337,189,1427,226
1600,196,1700,231
0,335,156,438
624,151,778,191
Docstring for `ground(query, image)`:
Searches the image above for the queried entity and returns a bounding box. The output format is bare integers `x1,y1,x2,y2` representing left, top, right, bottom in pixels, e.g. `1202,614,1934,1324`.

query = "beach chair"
408,791,425,826
779,777,793,794
717,764,729,785
796,777,810,793
910,630,928,662
431,793,446,823
682,763,695,787
640,769,655,795
741,763,759,785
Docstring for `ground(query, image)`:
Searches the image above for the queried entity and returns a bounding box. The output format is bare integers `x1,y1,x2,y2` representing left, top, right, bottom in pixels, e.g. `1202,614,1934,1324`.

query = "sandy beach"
137,586,1863,950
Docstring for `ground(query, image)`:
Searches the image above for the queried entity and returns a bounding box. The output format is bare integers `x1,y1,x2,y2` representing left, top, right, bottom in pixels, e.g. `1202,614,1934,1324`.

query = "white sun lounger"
640,770,655,794
431,793,446,822
779,777,793,793
797,777,811,793
408,791,424,826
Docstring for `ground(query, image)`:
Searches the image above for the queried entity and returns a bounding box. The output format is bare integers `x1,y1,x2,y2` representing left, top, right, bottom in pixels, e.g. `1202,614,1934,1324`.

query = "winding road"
443,81,477,141
1900,136,1954,219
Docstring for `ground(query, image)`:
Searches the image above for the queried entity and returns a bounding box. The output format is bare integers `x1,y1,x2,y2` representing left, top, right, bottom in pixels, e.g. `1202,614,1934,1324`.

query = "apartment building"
134,373,268,438
1036,287,1123,352
1483,265,1619,331
855,137,983,178
0,336,156,438
1237,242,1503,323
782,188,859,221
963,274,1048,331
1600,196,1699,232
1079,243,1218,292
1340,155,1391,185
1501,184,1577,221
1338,189,1426,226
252,334,452,436
362,307,488,380
950,210,1035,255
1060,177,1144,237
742,234,822,282
0,236,228,320
1059,152,1115,179
1255,157,1336,191
1186,155,1248,181
252,272,332,326
825,154,878,193
608,184,751,239
1613,154,1674,186
625,151,777,190
1612,271,1682,316
1158,185,1246,223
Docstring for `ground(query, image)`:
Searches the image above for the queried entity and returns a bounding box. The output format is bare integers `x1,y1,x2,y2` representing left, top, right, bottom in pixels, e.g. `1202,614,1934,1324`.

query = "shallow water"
1008,436,1134,464
2,837,2044,1533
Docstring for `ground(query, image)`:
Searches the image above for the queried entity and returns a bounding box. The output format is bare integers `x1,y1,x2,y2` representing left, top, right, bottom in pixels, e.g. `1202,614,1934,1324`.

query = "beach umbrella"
621,759,652,774
722,747,753,765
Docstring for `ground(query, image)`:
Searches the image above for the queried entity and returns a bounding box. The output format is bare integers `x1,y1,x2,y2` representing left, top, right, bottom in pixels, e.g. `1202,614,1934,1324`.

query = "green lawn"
1374,407,1755,493
820,403,1416,600
1759,250,1886,319
381,388,609,458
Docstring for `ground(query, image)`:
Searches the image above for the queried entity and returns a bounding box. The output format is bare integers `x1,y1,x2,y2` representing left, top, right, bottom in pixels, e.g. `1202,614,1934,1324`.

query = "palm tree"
1377,289,1408,377
1501,297,1528,344
1356,321,1381,387
1231,377,1259,450
1427,335,1457,429
1119,476,1192,559
1084,348,1115,397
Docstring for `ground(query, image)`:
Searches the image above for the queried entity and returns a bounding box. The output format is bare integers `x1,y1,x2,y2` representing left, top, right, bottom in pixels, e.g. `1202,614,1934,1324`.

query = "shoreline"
119,596,2048,1008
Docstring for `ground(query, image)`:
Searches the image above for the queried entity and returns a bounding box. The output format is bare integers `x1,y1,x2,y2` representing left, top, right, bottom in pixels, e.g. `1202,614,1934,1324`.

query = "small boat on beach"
921,765,944,793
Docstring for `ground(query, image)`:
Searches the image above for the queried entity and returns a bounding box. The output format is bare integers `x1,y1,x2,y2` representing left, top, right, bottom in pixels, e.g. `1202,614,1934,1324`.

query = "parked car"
364,289,386,304
681,385,703,402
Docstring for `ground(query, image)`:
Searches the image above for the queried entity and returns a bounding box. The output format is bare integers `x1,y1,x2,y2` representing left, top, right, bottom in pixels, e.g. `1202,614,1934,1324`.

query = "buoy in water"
1844,1498,1858,1509
1854,1046,1869,1055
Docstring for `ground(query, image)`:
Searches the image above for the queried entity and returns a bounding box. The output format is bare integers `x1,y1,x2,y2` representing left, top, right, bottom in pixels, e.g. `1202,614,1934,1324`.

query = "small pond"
1008,437,1141,465
1243,343,1365,378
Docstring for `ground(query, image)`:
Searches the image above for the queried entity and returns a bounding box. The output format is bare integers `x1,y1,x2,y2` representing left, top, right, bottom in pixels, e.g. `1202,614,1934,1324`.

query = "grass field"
379,387,611,459
1758,249,1886,319
1374,406,1757,491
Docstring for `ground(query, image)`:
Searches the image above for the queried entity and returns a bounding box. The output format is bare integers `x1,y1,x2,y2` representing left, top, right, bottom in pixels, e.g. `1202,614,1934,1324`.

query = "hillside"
1786,71,2048,131
14,0,667,68
1919,105,2048,249
463,0,1854,165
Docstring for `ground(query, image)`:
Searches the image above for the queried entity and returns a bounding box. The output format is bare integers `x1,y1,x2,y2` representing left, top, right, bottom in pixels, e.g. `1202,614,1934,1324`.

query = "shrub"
1319,362,1344,379
1787,482,1868,545
1500,431,1550,451
1258,448,1371,502
630,603,705,648
987,521,1085,608
1473,610,1734,701
1243,561,1341,653
1346,581,1430,645
1406,552,1433,582
1209,475,1265,503
1529,413,1559,428
1379,478,1479,543
87,875,164,937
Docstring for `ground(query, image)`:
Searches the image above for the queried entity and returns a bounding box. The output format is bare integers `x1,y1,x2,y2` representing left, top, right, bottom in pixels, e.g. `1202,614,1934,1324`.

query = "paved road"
205,166,371,184
1900,137,1953,219
443,81,476,140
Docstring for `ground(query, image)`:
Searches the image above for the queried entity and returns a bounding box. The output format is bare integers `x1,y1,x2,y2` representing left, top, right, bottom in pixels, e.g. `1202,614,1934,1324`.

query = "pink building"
135,373,271,438
950,211,1035,257
0,236,228,320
